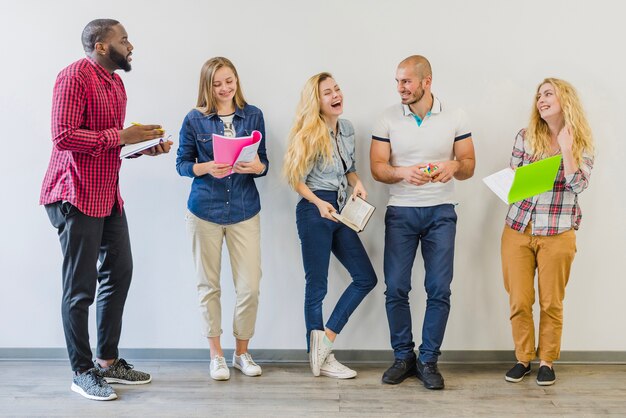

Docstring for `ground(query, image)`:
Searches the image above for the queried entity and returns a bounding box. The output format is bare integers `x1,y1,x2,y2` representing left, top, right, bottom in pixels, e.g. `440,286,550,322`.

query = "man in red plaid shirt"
40,19,172,401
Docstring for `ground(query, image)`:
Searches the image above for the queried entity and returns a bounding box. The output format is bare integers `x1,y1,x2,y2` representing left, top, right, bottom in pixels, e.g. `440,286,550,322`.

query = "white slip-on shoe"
320,353,357,379
233,352,262,376
210,356,230,381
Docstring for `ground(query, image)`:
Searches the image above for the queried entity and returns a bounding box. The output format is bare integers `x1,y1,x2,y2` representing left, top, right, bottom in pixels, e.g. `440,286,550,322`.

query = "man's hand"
119,124,164,145
429,160,460,183
396,165,433,186
140,139,173,156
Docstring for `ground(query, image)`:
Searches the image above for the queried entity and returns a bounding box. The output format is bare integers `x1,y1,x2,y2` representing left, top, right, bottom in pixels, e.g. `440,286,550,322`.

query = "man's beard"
109,48,131,72
405,87,425,105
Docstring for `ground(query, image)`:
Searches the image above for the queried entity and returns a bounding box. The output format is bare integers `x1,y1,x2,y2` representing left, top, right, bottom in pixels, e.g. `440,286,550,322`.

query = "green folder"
508,155,562,204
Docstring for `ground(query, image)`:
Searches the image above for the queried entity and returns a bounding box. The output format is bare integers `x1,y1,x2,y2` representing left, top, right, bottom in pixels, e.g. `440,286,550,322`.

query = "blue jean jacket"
176,105,269,225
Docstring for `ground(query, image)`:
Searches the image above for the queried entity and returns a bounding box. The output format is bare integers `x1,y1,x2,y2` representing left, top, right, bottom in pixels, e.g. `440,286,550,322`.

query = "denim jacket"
304,119,356,209
176,104,269,225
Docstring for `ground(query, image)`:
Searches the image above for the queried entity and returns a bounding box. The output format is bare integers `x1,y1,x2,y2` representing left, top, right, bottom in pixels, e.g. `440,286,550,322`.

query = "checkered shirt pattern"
505,129,594,236
40,58,126,217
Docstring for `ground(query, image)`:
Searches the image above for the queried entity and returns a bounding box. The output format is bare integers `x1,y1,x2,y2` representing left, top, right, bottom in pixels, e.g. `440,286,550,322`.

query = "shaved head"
398,55,432,79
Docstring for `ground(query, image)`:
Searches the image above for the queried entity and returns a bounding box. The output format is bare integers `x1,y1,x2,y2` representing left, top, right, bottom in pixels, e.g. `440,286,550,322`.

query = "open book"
332,196,375,233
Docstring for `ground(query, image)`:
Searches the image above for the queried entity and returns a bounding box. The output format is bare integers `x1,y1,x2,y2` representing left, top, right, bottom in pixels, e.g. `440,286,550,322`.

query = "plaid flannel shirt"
505,129,593,236
40,58,126,217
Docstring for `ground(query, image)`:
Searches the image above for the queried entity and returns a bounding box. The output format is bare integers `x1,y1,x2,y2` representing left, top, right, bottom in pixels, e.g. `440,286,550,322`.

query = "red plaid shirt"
505,129,594,236
40,58,126,217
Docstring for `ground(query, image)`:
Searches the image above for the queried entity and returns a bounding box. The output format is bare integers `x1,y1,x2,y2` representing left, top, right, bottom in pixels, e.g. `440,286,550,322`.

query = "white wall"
1,0,624,353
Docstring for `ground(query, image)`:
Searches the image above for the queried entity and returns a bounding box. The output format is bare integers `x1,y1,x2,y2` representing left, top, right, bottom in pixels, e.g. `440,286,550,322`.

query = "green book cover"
508,155,562,204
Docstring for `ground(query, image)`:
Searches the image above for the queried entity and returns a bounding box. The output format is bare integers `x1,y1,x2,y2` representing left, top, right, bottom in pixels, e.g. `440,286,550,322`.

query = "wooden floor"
1,361,625,417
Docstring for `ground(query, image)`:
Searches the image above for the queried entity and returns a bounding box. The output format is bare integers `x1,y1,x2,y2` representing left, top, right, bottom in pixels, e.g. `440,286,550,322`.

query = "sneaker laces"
84,369,108,387
240,353,258,366
116,358,135,370
423,362,439,374
213,356,227,369
391,358,410,370
324,354,348,371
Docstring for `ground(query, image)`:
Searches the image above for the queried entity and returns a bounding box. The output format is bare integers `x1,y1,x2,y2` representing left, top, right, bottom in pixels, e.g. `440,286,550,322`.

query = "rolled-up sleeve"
564,152,594,194
510,129,526,169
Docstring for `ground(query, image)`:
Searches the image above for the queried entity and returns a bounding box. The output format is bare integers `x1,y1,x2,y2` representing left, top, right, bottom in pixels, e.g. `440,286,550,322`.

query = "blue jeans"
384,204,457,363
296,190,378,351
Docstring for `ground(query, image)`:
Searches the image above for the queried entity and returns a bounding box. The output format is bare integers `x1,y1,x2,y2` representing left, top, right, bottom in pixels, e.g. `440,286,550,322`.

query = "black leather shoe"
382,356,417,384
416,359,445,390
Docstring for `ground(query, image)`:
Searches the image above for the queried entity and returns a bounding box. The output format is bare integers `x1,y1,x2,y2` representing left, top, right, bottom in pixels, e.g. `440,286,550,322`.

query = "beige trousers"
501,224,576,362
186,211,261,339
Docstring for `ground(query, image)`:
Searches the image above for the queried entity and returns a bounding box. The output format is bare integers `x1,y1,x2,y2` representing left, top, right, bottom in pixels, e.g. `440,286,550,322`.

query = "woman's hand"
233,154,265,175
557,125,574,152
351,180,367,201
315,199,338,222
195,161,232,178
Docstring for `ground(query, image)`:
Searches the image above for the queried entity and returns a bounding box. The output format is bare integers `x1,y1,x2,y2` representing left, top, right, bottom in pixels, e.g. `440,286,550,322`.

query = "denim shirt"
176,104,268,225
304,119,356,209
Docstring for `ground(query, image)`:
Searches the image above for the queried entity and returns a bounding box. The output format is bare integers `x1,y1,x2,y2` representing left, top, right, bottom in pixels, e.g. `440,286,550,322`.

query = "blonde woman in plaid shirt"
501,78,594,386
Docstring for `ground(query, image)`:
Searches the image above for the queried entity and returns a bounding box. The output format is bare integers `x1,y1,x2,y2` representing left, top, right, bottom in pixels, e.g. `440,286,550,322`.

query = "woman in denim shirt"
176,57,268,381
283,72,377,379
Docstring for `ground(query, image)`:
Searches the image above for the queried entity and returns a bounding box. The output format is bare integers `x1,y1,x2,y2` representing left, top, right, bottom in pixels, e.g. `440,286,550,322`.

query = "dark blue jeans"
384,204,457,363
296,190,377,350
45,202,133,372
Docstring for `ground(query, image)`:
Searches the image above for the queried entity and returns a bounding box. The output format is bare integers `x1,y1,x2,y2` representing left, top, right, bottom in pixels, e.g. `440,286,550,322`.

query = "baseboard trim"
1,348,625,364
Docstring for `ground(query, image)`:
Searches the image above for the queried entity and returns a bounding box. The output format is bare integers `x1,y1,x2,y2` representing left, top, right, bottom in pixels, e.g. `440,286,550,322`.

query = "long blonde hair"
526,78,594,165
283,72,334,188
196,57,247,114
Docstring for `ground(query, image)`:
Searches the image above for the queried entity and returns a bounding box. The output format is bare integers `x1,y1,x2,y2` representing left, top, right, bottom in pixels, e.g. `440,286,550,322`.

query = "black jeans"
45,202,133,372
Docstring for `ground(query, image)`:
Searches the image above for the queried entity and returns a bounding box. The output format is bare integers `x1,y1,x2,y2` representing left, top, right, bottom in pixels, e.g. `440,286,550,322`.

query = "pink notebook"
212,130,262,176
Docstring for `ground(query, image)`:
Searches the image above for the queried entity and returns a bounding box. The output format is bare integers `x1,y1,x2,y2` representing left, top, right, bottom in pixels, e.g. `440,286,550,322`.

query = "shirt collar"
207,105,246,119
329,119,344,137
402,94,442,117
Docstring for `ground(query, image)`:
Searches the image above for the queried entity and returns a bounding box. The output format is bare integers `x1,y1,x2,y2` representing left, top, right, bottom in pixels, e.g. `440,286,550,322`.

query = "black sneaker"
505,362,531,383
94,358,152,385
382,356,417,384
536,365,556,386
416,359,445,390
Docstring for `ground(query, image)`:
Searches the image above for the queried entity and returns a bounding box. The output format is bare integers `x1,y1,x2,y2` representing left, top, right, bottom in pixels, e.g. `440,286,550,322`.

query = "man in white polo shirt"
370,55,475,390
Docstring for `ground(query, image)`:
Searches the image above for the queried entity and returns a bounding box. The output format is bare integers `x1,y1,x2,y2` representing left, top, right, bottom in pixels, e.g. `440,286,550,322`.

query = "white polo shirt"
372,96,471,207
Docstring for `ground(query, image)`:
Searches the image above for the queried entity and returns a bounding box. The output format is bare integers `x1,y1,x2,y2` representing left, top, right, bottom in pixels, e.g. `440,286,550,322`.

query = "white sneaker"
233,352,262,376
309,330,332,377
320,353,357,379
210,356,230,381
